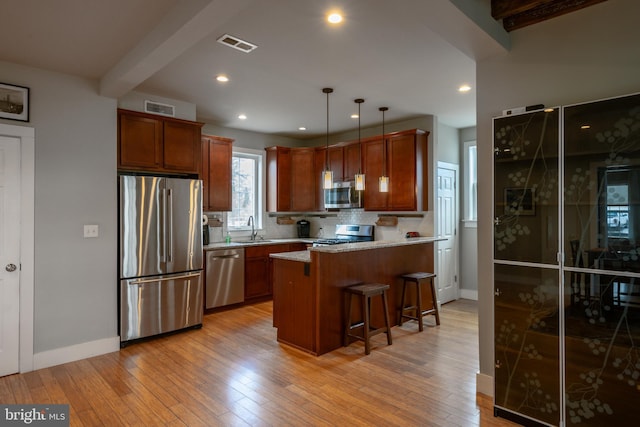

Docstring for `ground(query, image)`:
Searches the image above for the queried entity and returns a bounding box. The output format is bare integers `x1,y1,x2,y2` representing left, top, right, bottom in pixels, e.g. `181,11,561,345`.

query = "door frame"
0,123,35,374
436,161,460,302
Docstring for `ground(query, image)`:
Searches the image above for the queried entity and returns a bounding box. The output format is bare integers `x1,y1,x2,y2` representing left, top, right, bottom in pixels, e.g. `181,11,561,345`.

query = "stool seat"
345,283,390,296
399,272,440,331
344,283,392,355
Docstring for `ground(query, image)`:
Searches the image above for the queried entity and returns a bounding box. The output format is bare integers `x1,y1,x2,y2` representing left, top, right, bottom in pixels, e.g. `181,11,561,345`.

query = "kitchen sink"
235,239,273,244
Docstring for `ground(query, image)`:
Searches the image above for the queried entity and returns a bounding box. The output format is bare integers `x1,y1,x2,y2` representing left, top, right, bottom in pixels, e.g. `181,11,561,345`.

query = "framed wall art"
504,187,535,215
0,82,30,122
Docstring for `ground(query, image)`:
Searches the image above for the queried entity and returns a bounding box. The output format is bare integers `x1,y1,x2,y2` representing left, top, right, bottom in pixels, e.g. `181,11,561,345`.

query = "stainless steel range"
313,224,375,247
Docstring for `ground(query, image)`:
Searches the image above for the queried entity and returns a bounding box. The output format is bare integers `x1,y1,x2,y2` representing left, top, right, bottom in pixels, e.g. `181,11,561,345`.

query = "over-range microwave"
324,181,362,209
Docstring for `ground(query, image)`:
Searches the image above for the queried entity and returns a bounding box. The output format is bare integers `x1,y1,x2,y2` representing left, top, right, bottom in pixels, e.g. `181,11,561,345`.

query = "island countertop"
269,236,444,262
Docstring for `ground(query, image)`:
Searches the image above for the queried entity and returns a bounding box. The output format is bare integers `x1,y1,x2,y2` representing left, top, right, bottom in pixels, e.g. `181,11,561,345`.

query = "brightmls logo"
0,405,68,426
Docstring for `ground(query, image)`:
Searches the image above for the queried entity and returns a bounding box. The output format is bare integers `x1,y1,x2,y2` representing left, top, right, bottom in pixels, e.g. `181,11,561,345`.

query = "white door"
0,136,21,377
436,163,458,304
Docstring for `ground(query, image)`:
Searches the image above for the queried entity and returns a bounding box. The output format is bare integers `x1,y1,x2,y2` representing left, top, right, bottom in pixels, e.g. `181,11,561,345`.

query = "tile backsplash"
204,210,434,242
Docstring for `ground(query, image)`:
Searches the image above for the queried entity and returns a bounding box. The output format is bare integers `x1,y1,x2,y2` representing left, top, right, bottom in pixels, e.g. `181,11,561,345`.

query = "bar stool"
398,272,440,331
344,283,393,355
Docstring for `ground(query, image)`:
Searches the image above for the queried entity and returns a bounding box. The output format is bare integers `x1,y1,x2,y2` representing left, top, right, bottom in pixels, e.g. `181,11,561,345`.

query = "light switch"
84,224,99,238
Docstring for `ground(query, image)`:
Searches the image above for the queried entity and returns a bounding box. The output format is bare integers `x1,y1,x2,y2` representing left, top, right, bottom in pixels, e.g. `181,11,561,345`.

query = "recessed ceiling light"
238,114,247,120
581,125,591,130
544,108,555,113
216,75,229,83
327,12,343,24
299,127,307,131
458,84,471,92
351,114,359,119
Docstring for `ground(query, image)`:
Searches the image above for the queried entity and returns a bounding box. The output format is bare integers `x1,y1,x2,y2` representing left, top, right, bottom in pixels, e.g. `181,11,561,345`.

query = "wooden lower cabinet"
244,243,307,302
272,258,315,353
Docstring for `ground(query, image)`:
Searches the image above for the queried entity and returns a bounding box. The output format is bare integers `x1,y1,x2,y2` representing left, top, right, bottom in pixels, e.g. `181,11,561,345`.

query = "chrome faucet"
247,215,257,241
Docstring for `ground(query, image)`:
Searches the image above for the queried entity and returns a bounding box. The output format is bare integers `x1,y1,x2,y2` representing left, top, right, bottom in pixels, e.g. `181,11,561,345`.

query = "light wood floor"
0,299,518,426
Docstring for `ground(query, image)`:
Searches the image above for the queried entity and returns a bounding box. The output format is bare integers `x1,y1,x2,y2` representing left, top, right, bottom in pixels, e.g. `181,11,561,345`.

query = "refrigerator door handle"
161,187,167,263
167,188,173,262
128,272,202,285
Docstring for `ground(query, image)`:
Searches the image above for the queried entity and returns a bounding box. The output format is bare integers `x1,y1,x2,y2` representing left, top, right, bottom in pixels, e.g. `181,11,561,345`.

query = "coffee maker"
296,219,310,238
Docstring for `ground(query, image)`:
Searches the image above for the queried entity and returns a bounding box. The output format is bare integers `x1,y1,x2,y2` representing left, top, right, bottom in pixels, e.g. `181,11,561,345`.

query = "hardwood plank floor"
1,299,518,426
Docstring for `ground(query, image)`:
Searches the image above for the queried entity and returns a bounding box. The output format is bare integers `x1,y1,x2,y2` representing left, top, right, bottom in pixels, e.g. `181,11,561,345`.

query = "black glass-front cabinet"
494,93,640,426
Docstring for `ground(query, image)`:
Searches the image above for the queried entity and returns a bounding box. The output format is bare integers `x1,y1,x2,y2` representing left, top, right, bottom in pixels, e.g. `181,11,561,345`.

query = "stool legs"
381,289,393,345
399,274,440,331
344,283,392,355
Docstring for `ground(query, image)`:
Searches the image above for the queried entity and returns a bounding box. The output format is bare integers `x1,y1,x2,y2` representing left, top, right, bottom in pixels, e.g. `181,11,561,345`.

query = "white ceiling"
0,0,509,138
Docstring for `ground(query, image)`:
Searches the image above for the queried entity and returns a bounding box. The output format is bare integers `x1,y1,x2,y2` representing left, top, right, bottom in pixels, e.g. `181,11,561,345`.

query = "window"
228,149,263,229
464,141,478,222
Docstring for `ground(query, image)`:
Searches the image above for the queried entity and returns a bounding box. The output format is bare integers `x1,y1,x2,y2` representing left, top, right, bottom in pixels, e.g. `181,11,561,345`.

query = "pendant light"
378,107,389,192
322,88,334,190
354,98,365,191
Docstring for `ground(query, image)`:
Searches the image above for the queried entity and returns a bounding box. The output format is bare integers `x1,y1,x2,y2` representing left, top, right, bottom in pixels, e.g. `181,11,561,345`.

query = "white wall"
0,61,118,356
476,0,640,392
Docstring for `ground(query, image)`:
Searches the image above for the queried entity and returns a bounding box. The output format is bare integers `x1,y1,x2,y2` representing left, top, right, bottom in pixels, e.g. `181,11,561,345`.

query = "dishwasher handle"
210,254,241,260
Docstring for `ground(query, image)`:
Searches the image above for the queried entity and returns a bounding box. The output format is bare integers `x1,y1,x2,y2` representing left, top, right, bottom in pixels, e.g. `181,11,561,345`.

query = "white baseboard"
476,372,494,396
32,336,120,371
460,289,478,300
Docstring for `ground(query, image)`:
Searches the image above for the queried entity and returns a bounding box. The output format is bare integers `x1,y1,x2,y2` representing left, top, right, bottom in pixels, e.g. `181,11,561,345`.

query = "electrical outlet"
84,224,99,238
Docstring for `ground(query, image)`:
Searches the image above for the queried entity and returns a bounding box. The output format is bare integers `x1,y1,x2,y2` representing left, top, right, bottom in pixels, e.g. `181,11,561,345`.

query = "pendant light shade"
354,98,365,191
322,88,334,190
378,107,389,193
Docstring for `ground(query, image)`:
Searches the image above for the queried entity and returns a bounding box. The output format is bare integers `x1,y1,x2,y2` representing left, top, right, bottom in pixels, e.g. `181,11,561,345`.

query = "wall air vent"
216,33,258,53
144,100,175,117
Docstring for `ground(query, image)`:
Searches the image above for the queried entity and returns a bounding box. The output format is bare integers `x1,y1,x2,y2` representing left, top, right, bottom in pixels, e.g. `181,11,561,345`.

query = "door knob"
5,263,17,272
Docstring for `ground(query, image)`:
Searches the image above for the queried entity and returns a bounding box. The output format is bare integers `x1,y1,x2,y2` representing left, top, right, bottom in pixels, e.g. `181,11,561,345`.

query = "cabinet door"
315,147,328,209
118,112,162,170
290,148,316,211
493,109,560,426
328,146,344,181
388,133,417,210
343,141,362,182
266,147,291,212
163,120,201,173
203,136,233,211
362,137,388,210
245,256,270,300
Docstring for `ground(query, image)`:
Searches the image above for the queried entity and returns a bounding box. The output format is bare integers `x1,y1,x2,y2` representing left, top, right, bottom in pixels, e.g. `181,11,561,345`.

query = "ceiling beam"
99,0,254,98
491,0,557,20
493,0,608,32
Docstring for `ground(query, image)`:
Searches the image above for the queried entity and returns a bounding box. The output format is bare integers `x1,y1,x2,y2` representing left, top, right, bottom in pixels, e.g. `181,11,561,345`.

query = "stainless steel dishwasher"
205,248,245,308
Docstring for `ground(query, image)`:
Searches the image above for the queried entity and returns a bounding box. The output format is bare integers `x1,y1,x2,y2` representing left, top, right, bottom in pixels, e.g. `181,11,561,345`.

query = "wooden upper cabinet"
117,109,203,174
201,134,233,212
163,120,201,173
362,129,429,211
290,148,316,212
362,137,388,211
267,146,319,212
267,129,428,213
266,146,292,212
343,141,363,182
118,112,162,170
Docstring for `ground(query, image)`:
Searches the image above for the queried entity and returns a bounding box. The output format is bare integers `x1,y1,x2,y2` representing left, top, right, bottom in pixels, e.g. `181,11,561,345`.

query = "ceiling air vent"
216,33,258,53
144,100,175,117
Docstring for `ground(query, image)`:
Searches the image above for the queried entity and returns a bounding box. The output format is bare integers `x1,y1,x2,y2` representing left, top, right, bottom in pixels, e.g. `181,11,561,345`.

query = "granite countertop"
204,238,313,250
269,236,445,262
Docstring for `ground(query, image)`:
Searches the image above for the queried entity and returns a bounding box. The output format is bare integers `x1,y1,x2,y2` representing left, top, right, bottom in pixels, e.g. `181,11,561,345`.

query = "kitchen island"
270,237,441,355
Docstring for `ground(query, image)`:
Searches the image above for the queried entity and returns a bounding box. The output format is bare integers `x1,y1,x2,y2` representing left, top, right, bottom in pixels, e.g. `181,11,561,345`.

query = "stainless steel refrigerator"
118,175,203,345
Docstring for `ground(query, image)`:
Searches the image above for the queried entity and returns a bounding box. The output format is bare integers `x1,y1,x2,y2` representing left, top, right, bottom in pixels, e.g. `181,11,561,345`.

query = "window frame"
228,147,264,231
463,140,478,226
